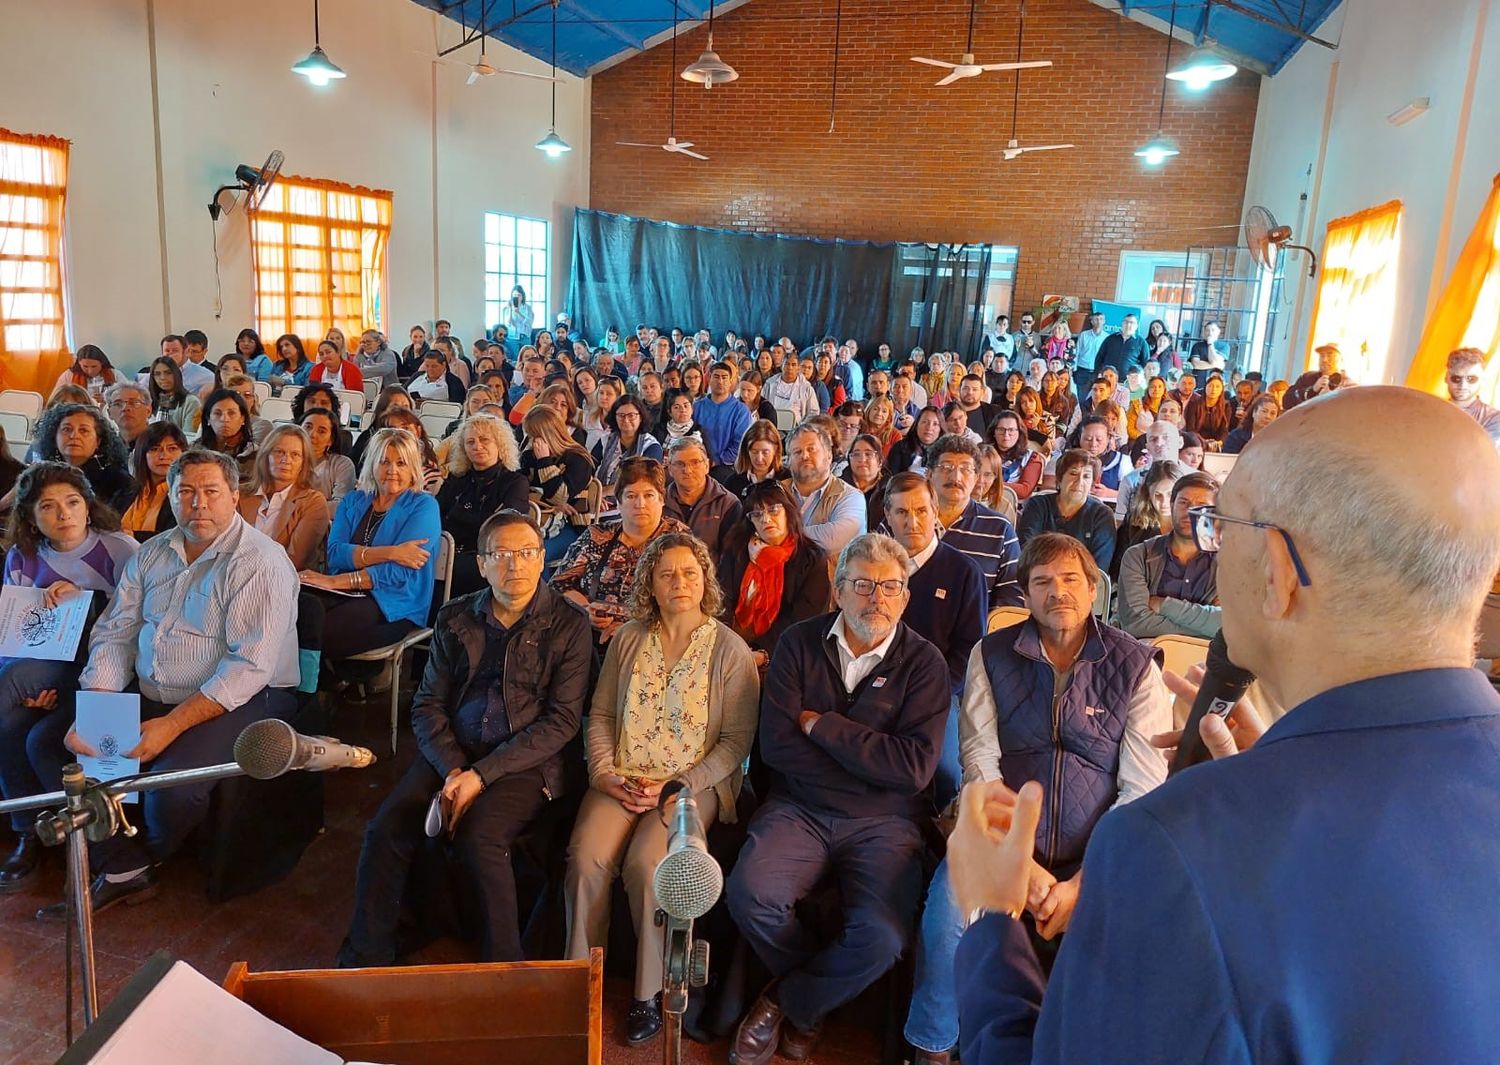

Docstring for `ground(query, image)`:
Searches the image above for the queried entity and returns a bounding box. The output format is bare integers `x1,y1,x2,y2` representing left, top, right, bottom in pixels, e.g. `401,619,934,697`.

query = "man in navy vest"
949,386,1500,1064
727,533,950,1065
902,532,1170,1064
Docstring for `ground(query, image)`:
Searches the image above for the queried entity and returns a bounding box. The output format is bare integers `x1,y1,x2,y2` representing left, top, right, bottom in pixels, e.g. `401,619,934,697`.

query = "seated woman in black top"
24,402,131,505
292,382,354,453
111,421,188,542
199,388,259,485
841,432,889,530
1015,448,1118,571
520,405,596,566
722,419,788,498
435,413,529,596
718,480,831,672
886,406,944,475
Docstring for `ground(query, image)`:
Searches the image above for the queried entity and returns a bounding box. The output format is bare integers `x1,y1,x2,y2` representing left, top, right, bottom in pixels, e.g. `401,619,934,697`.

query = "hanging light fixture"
291,0,346,86
681,0,739,88
536,1,572,157
1134,0,1181,165
1167,46,1238,91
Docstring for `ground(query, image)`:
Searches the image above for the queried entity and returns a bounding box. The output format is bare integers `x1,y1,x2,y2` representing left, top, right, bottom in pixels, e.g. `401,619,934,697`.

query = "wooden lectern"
223,951,603,1064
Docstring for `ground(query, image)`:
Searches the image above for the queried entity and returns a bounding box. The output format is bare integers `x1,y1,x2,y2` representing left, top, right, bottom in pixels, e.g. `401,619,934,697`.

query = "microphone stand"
656,909,709,1065
0,759,246,1027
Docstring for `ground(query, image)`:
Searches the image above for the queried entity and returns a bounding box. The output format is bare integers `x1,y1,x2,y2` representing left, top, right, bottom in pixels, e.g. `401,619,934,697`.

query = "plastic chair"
0,410,31,447
1151,634,1211,728
261,397,295,424
420,413,454,441
252,381,273,404
774,408,796,433
987,605,1031,632
337,388,367,425
278,385,302,404
0,390,44,421
420,400,463,421
345,531,456,754
362,378,383,404
1093,572,1113,621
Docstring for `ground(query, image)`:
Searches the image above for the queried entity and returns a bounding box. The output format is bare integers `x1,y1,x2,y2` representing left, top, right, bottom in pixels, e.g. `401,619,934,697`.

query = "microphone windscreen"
653,847,724,920
234,719,297,780
1205,632,1256,686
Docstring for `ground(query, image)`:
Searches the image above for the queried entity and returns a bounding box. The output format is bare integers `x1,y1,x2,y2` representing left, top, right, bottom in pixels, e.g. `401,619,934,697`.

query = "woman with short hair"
238,424,330,570
595,395,663,490
28,402,132,503
566,531,758,1044
436,414,528,596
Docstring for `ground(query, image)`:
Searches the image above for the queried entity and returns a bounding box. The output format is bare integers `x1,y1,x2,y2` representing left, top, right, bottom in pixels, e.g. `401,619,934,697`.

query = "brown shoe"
913,1050,953,1065
729,982,783,1065
779,1018,823,1060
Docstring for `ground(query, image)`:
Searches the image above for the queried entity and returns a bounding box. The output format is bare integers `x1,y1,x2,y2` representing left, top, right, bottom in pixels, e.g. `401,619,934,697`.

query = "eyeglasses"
479,547,542,566
1189,505,1311,586
933,462,976,477
748,503,785,520
841,577,908,599
109,399,148,410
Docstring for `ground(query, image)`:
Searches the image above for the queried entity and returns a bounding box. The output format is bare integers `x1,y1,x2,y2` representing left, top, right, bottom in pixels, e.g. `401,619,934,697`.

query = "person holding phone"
506,286,534,356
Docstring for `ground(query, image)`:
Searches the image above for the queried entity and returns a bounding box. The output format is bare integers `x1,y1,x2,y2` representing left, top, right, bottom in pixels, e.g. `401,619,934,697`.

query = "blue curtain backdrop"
566,208,996,358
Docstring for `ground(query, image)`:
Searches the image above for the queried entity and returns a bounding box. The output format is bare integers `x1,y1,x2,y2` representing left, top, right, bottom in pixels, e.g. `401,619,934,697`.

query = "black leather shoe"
625,993,662,1045
0,835,41,892
35,868,158,921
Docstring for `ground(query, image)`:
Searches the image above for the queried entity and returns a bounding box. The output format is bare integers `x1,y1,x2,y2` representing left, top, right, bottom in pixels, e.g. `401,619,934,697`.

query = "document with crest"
76,691,141,800
0,584,92,661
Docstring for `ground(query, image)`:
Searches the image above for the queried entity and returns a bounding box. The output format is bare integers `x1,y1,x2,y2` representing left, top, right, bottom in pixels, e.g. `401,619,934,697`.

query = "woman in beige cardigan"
236,424,331,570
565,530,759,1047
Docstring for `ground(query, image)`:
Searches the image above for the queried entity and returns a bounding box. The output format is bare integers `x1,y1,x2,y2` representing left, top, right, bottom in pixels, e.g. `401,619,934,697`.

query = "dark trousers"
0,658,78,831
317,593,417,659
726,797,925,1031
30,687,294,875
342,758,549,965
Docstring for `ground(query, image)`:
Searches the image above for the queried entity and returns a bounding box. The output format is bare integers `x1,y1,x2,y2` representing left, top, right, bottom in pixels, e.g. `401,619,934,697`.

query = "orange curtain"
250,175,393,350
1406,174,1500,402
0,128,71,393
1304,200,1404,384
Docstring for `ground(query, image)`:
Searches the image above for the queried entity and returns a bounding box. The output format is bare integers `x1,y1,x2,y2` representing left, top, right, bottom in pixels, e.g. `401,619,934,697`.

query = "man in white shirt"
46,449,300,915
764,353,819,423
409,350,464,403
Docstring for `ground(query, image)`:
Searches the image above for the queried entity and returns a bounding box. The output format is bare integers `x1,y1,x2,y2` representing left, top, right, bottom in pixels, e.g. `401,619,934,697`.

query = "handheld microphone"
651,783,723,921
1170,632,1256,775
233,719,377,780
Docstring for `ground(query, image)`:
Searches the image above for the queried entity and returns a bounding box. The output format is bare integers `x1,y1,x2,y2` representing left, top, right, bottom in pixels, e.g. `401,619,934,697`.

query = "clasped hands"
595,772,665,814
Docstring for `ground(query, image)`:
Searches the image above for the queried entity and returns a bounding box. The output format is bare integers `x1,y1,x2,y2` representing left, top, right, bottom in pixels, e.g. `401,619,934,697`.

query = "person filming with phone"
948,386,1500,1064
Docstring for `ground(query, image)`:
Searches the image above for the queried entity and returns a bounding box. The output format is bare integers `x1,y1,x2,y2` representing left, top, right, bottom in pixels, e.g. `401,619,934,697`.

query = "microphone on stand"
1170,632,1256,775
233,718,377,780
652,781,723,921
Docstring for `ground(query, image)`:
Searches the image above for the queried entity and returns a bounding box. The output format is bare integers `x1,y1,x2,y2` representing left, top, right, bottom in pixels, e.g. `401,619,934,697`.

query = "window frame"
0,126,70,388
484,212,550,338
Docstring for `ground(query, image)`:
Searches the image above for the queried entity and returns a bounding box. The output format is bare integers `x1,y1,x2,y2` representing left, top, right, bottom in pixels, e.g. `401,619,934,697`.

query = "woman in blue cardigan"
299,427,440,660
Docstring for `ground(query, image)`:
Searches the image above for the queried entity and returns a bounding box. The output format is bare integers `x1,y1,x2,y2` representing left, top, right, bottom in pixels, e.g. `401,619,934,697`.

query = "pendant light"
1167,47,1237,91
536,1,572,157
681,0,739,88
1134,0,1181,165
291,0,346,86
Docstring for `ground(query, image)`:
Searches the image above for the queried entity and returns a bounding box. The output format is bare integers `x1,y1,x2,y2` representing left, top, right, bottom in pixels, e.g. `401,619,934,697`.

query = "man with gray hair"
39,448,300,916
354,328,399,385
663,435,742,558
104,381,153,448
1115,419,1183,521
787,420,866,566
729,532,951,1065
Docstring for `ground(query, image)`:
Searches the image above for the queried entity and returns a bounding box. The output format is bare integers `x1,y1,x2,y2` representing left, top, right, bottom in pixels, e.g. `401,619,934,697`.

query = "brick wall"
589,0,1260,314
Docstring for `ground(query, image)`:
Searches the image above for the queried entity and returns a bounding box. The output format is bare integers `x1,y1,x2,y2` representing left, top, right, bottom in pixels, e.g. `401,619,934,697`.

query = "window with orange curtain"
1304,200,1403,384
0,128,70,393
1405,174,1500,404
250,175,392,348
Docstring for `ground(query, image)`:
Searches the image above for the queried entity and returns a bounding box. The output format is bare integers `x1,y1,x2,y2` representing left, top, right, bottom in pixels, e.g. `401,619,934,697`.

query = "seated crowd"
0,319,1494,1065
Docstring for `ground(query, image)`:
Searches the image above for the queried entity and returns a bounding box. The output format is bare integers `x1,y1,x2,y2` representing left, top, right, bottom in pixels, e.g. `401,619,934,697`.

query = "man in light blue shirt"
838,342,865,401
693,361,753,468
1073,312,1107,377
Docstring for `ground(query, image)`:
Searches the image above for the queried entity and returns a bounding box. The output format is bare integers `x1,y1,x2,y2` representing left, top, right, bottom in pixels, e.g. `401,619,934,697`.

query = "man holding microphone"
948,386,1500,1063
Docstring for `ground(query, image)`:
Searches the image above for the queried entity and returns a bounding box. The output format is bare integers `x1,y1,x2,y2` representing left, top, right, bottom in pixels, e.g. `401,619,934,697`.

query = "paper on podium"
0,584,92,660
84,961,344,1064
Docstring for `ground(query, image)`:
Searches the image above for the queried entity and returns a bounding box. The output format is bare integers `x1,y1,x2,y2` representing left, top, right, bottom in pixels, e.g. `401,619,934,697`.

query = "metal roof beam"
1212,0,1338,47
584,0,757,76
1085,0,1271,74
560,0,644,52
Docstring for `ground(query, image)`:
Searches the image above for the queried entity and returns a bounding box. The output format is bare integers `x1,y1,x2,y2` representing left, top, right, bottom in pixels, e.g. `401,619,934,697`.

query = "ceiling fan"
618,1,708,161
912,0,1052,86
1000,1,1072,160
426,0,557,85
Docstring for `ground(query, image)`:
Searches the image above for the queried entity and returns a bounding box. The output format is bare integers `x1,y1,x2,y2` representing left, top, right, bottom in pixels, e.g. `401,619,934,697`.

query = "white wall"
0,0,590,362
1242,0,1499,382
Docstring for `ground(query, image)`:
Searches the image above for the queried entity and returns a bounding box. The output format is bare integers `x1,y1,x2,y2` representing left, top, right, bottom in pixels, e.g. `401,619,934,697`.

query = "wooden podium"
222,951,603,1064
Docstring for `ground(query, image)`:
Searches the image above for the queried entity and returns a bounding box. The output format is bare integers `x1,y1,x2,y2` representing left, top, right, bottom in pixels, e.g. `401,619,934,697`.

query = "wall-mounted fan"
207,150,284,219
1244,205,1317,276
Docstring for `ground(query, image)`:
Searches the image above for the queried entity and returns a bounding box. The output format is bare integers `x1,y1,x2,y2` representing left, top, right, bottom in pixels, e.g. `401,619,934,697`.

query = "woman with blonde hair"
566,531,758,1044
1127,375,1169,439
436,414,529,595
974,443,1006,510
521,404,596,565
1043,321,1074,363
238,424,330,570
860,395,902,456
1112,458,1188,575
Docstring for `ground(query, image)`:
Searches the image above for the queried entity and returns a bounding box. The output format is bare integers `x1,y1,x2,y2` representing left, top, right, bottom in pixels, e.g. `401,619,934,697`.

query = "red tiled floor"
0,693,893,1064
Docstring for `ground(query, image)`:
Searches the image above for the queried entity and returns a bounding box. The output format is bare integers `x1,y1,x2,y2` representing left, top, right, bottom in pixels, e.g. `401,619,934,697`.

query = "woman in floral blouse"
565,531,759,1046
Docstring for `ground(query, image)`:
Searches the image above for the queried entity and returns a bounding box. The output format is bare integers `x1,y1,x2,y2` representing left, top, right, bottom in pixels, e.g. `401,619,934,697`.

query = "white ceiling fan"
617,1,708,161
423,0,558,85
912,0,1052,86
999,2,1074,160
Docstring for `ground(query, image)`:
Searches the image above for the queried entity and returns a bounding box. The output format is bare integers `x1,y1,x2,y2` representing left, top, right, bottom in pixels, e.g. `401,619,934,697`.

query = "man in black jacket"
727,533,950,1065
338,510,592,966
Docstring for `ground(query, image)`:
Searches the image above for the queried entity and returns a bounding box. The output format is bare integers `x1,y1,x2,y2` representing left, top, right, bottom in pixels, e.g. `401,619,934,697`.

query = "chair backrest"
261,397,295,424
1092,571,1113,621
1152,633,1212,728
0,410,31,446
987,605,1031,632
0,390,44,421
774,407,796,433
7,438,29,462
362,377,383,403
420,399,463,421
252,381,273,404
420,413,454,441
996,484,1019,526
336,389,367,425
278,385,302,404
1202,452,1238,482
429,531,457,621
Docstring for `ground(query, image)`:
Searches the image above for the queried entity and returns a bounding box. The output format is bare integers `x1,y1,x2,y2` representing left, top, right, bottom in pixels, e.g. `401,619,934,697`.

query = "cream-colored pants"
564,786,719,1000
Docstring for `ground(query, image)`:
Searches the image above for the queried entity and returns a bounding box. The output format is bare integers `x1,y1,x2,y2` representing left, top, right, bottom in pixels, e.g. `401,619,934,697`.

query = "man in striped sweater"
925,435,1024,608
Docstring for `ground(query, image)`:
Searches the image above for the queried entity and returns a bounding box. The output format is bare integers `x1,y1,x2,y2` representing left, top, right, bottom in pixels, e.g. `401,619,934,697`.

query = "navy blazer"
957,668,1500,1065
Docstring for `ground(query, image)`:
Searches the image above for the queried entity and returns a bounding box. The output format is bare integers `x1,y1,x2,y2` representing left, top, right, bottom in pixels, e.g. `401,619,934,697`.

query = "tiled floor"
0,694,887,1065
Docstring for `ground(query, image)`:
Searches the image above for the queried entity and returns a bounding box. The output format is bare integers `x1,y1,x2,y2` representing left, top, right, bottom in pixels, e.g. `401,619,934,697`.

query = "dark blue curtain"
567,208,995,359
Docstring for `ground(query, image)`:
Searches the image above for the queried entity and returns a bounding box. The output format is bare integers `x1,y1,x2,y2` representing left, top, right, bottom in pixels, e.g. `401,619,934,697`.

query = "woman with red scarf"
717,481,831,671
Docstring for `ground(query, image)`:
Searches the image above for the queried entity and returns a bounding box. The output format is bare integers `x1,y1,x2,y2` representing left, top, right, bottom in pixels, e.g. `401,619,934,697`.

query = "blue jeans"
544,525,581,568
904,857,966,1054
931,694,963,811
0,658,80,831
